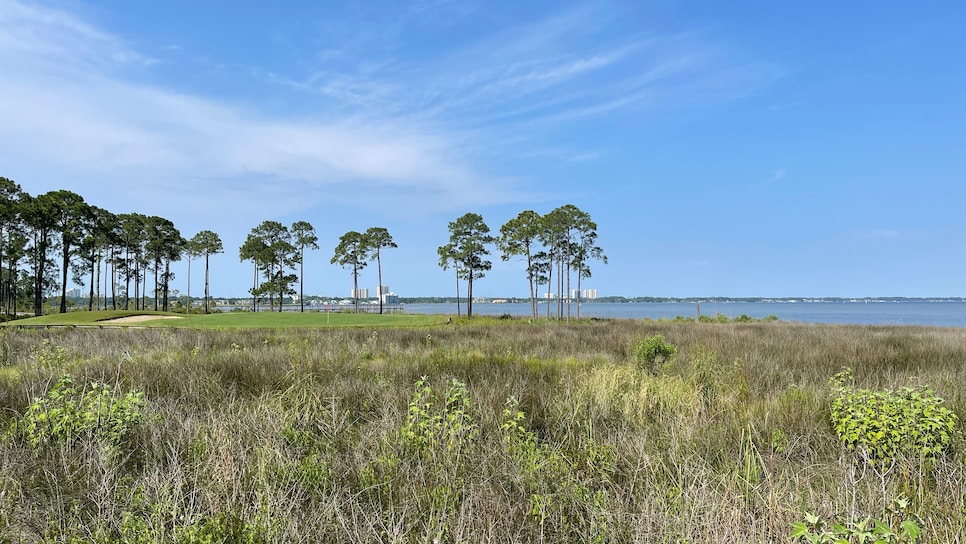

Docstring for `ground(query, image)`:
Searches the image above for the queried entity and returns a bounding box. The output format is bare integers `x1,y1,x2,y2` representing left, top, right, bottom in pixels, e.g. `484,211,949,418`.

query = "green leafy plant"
501,397,613,543
17,375,145,449
791,505,923,544
34,340,72,370
634,334,676,373
769,428,789,454
401,377,477,455
829,368,958,467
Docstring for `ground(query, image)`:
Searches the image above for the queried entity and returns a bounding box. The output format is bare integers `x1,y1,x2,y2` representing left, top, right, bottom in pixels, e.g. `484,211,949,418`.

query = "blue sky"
2,0,964,298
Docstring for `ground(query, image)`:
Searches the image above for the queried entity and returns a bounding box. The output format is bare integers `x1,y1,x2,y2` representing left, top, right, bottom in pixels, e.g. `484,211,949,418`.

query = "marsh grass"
1,321,964,542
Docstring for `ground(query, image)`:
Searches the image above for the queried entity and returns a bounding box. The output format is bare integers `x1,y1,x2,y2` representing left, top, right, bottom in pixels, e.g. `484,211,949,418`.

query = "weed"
792,498,924,544
402,377,477,455
13,375,145,450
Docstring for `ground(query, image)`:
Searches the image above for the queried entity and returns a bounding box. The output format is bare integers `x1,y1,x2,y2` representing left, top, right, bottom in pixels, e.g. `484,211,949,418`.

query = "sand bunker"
101,315,184,324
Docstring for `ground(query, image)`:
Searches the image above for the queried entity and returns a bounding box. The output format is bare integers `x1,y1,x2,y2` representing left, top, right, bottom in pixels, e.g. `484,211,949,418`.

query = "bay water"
401,301,966,328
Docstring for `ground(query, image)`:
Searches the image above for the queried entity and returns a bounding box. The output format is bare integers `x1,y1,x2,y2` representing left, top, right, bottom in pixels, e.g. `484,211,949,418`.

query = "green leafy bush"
698,312,733,323
634,334,676,373
829,368,958,467
16,375,145,449
401,377,477,454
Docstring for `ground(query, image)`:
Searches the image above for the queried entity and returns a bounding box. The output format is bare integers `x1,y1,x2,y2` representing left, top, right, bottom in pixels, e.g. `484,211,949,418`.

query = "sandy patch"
101,315,184,324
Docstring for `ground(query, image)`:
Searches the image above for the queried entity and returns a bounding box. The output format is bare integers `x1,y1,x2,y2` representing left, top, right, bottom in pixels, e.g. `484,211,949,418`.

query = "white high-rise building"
582,289,598,300
351,288,369,298
377,285,390,297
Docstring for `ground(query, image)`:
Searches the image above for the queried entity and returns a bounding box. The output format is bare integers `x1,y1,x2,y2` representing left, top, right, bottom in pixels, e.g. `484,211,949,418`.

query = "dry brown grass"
0,319,964,542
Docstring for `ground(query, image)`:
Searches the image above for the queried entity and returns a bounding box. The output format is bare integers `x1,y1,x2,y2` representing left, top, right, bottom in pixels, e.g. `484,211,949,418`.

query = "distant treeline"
52,295,964,306
594,296,966,303
399,296,966,304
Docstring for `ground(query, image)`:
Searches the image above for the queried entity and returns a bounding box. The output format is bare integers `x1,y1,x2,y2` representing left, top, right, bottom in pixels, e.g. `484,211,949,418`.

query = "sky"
2,0,965,298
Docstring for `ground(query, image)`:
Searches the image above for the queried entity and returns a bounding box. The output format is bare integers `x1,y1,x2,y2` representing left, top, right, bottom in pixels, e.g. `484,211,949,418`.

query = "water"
400,301,966,328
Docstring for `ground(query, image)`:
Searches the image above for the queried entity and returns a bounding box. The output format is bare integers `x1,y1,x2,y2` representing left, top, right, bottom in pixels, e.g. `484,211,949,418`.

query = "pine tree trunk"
565,241,571,322
467,264,474,318
60,242,69,314
549,249,554,318
527,251,536,319
252,262,258,312
576,273,582,320
186,257,191,313
204,254,210,314
154,263,159,311
353,265,359,314
377,249,384,315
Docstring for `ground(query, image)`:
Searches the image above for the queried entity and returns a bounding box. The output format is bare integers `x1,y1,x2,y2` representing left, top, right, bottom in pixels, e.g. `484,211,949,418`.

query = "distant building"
582,289,598,300
66,287,82,298
376,285,390,297
380,289,398,304
352,288,369,299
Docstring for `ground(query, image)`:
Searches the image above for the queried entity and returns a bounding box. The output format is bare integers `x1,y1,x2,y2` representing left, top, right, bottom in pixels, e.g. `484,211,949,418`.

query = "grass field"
0,319,963,542
1,310,446,329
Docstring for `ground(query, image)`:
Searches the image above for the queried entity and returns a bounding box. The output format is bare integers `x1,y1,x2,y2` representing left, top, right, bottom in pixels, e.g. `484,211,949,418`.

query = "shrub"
15,375,146,450
634,334,676,373
401,377,477,455
829,368,958,467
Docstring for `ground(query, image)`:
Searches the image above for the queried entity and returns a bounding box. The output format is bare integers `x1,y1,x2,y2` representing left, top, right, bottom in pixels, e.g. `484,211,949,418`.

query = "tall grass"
1,320,964,542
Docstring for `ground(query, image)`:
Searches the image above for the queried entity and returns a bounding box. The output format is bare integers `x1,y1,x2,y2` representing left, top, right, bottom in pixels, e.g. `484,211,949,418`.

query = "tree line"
0,177,227,317
1,176,603,319
237,221,399,315
438,205,605,320
0,177,399,317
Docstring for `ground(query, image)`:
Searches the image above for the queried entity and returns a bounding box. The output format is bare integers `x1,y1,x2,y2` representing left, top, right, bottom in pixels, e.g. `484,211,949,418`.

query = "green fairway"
161,311,443,329
2,310,445,329
0,310,180,326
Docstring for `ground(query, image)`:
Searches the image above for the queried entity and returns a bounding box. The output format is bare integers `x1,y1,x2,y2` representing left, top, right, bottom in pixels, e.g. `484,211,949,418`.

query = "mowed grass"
0,321,964,542
163,311,444,329
0,309,179,325
2,309,444,329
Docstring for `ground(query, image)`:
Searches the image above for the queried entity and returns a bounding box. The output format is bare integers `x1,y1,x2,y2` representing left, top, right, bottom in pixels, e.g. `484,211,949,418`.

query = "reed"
1,320,963,542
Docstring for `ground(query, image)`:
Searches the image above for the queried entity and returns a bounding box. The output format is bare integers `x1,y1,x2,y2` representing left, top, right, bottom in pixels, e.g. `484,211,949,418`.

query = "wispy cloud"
514,147,603,163
285,5,782,132
0,0,155,73
0,0,523,219
0,0,781,226
850,229,904,240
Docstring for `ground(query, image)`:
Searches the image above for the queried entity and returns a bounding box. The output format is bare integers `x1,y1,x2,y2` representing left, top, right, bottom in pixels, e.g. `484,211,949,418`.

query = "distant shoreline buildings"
544,289,598,300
